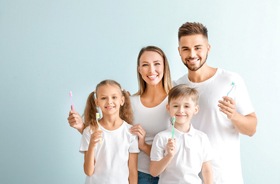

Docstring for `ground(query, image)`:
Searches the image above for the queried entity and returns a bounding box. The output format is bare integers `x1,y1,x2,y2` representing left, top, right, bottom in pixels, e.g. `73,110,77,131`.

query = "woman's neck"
140,84,167,107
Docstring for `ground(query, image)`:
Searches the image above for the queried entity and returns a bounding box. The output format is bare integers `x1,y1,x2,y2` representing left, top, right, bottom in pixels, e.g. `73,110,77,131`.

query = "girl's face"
166,96,198,125
95,84,124,116
138,51,164,86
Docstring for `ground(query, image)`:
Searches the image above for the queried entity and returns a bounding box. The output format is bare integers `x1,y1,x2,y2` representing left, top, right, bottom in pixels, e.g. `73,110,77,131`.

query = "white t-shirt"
151,125,213,184
80,122,140,184
130,95,170,174
174,68,255,184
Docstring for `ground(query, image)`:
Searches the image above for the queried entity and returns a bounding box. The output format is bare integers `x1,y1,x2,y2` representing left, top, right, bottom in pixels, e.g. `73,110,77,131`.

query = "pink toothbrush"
69,91,75,111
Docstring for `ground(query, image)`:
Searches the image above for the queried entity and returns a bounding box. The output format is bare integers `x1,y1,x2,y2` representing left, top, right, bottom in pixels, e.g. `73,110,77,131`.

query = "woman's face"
138,51,164,86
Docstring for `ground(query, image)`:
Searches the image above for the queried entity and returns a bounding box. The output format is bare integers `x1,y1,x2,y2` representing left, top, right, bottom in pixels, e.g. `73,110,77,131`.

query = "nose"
148,64,155,73
189,49,196,58
107,97,113,104
179,106,184,113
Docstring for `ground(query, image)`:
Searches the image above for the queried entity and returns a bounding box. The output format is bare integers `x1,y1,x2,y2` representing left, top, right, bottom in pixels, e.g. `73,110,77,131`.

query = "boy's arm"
150,154,173,177
128,153,138,184
150,138,176,177
201,161,213,184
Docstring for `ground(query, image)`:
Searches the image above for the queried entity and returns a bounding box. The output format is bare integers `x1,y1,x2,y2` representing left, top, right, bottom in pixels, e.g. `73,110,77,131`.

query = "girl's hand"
130,124,147,150
68,110,84,133
89,130,103,149
166,138,176,157
218,96,237,120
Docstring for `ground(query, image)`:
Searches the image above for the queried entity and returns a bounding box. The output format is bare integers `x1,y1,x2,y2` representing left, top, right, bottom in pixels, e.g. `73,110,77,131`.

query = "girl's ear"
95,98,98,106
121,95,125,106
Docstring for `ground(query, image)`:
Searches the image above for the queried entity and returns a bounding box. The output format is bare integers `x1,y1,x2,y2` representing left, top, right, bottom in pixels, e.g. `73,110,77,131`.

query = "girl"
80,80,139,184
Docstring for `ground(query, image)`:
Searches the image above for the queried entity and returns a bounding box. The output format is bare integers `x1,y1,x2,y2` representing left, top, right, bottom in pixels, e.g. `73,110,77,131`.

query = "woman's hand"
130,124,147,150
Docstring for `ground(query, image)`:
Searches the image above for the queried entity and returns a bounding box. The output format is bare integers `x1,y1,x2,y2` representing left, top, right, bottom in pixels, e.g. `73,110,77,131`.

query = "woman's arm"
201,161,213,184
128,153,138,184
130,124,151,156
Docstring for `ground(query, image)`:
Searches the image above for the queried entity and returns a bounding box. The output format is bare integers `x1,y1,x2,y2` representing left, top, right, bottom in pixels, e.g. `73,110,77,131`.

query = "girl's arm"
68,110,85,134
83,130,102,176
149,138,175,177
201,161,213,184
128,153,138,184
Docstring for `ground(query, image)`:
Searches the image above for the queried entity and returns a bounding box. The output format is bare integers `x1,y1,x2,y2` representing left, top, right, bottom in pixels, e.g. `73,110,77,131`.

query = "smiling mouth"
187,58,199,64
148,75,157,80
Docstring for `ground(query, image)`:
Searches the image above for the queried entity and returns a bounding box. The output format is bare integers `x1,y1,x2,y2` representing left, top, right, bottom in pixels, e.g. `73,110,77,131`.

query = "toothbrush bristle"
96,113,100,119
69,91,73,97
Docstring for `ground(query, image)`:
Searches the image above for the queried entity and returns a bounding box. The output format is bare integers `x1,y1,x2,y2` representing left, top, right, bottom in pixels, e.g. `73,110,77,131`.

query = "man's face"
178,34,210,71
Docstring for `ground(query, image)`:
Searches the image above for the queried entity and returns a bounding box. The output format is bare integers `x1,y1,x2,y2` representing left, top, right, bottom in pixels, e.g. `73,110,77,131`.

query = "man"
174,22,257,184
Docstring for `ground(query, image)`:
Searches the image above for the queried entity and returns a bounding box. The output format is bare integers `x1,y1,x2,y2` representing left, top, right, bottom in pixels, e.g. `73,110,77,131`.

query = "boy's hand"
166,138,176,156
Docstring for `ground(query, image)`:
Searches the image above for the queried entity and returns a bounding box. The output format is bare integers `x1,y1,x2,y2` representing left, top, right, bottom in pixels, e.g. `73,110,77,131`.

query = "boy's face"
166,96,199,125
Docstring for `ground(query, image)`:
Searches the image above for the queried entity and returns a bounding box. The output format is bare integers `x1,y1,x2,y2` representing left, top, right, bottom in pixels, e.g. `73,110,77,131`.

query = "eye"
112,96,118,99
154,62,161,66
141,63,149,67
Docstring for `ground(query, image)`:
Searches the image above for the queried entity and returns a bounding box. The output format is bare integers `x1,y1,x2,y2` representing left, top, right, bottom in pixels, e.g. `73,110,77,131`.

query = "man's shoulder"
174,74,189,85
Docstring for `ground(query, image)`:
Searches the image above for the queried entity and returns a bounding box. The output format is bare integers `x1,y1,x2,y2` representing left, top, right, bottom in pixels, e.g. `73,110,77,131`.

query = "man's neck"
188,65,217,83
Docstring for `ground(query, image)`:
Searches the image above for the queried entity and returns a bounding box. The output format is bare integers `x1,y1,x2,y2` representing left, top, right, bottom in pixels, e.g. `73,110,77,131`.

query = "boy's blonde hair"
168,84,199,105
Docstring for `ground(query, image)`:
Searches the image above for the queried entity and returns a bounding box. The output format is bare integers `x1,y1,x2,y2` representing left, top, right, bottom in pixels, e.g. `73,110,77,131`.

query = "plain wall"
1,0,280,183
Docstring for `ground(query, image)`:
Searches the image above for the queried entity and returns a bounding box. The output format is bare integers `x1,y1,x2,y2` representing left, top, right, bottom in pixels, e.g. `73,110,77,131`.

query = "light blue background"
1,0,279,183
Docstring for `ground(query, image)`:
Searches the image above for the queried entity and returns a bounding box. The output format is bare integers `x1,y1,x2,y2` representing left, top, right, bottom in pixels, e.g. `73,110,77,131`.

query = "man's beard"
183,55,208,71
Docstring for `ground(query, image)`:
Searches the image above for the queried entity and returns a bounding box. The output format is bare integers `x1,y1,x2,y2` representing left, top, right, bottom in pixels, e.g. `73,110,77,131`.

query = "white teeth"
148,75,157,79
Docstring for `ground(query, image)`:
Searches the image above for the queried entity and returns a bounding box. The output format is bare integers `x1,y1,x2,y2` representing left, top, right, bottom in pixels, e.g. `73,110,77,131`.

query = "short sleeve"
202,134,213,162
129,134,140,153
79,126,91,153
150,133,165,161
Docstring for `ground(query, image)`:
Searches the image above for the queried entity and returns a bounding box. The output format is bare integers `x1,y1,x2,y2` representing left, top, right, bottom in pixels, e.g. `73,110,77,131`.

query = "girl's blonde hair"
83,80,133,131
135,46,172,95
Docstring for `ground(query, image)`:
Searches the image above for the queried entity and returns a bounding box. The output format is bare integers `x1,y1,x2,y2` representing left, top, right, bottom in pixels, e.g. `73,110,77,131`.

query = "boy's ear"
194,105,199,114
166,104,170,112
